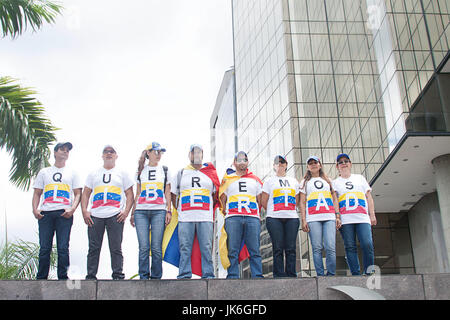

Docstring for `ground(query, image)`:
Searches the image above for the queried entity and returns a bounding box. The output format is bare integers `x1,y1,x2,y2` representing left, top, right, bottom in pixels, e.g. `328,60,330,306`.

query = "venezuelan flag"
227,194,258,216
180,188,211,211
138,182,164,205
338,192,367,214
43,183,71,205
273,188,296,211
307,191,335,214
92,185,122,209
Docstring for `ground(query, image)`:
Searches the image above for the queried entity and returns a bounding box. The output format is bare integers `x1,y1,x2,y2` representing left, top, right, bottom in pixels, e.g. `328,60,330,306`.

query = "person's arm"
130,183,141,227
81,187,94,226
219,193,227,215
117,186,134,223
260,192,269,211
366,190,377,226
299,193,309,232
32,188,44,220
256,192,262,211
61,188,82,219
331,190,341,229
165,183,172,226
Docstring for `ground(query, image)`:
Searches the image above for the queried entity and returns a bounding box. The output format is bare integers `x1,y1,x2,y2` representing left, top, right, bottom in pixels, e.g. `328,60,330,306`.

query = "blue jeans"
339,223,374,275
177,221,214,279
134,209,166,279
225,216,263,279
266,217,299,277
308,220,336,276
37,209,73,280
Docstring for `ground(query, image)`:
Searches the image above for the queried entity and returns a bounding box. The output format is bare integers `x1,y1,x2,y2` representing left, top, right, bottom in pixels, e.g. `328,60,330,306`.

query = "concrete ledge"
1,274,449,300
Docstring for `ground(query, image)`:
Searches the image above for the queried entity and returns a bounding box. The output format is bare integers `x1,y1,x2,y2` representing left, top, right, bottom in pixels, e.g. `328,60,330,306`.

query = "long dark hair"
136,150,147,183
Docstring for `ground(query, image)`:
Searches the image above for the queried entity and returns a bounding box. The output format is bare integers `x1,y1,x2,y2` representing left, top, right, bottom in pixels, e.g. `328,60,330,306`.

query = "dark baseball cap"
274,155,287,164
234,151,248,161
54,142,73,152
336,153,350,162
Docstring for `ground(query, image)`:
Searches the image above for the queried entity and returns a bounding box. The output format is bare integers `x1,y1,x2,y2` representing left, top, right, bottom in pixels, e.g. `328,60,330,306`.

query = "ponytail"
136,150,147,183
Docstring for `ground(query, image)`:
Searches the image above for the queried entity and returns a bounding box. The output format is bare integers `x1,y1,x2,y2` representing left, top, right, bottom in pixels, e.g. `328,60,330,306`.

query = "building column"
432,153,450,268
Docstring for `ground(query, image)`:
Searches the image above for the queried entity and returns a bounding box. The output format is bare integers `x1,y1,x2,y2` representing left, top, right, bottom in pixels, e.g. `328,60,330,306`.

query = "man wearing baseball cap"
32,142,82,279
81,145,134,280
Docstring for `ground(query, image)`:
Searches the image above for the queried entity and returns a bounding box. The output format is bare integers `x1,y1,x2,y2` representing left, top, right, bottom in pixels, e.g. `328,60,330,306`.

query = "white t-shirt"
171,168,216,222
224,178,262,219
85,167,134,218
33,166,82,211
136,165,172,211
299,177,335,222
332,174,371,225
262,176,300,219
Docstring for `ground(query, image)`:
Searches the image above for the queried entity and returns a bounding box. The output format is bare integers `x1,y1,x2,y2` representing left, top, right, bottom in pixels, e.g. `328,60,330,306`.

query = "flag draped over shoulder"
218,168,263,269
156,162,220,277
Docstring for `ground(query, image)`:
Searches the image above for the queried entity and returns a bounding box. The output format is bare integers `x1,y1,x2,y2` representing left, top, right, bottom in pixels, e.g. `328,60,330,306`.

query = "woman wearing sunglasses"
332,153,377,275
130,142,172,279
299,156,340,276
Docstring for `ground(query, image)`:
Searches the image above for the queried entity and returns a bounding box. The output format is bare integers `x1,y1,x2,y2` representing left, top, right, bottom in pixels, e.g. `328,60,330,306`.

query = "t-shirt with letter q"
299,177,335,222
33,166,82,212
85,167,134,219
332,174,371,225
225,178,262,219
262,176,300,219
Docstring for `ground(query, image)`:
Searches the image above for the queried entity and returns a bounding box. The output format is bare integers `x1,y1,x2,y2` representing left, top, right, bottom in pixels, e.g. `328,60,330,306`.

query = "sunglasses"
338,159,351,165
236,158,248,163
152,150,165,155
103,149,116,154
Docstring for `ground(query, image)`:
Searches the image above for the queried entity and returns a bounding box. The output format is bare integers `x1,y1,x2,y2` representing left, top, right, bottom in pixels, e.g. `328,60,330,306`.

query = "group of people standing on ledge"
31,141,376,280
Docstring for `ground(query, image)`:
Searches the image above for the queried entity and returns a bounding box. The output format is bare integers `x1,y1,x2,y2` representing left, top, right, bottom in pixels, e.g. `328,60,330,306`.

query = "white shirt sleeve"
122,171,135,191
299,179,306,194
72,171,83,189
360,175,372,193
33,169,45,189
85,172,94,190
262,179,271,194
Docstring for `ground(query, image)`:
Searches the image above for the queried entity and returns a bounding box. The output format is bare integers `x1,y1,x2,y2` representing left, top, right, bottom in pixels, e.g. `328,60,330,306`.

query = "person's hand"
301,219,309,233
130,214,135,228
61,208,75,219
336,217,342,230
165,211,172,226
370,213,377,226
116,210,128,223
33,209,44,220
83,211,94,227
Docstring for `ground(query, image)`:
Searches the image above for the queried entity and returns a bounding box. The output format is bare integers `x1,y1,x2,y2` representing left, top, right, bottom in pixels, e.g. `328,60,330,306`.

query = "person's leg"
86,216,106,280
322,220,336,276
308,221,325,276
134,210,151,279
266,217,287,277
149,210,166,279
54,210,73,280
105,214,125,279
339,223,361,275
177,222,195,279
284,218,300,277
196,222,215,279
355,223,375,275
37,211,56,279
243,217,263,278
224,216,244,279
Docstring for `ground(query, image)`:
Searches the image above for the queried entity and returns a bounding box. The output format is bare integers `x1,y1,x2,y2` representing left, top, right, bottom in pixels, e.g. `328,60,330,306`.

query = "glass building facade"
226,0,450,277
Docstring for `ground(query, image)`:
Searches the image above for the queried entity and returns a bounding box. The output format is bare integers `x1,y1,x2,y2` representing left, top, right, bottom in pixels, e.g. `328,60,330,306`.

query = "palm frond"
0,76,59,190
0,0,63,39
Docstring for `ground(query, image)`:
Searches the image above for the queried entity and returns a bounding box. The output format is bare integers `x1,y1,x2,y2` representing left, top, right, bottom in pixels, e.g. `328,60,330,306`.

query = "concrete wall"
408,192,450,273
1,274,450,300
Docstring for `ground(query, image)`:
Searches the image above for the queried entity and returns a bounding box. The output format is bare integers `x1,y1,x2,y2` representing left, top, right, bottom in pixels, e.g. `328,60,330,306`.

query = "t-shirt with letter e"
332,174,371,225
136,165,172,211
171,168,216,222
224,178,262,219
34,166,82,212
85,167,134,219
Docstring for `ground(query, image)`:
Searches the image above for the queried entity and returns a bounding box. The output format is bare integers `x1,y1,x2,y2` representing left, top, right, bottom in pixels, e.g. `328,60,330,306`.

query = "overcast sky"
0,0,234,279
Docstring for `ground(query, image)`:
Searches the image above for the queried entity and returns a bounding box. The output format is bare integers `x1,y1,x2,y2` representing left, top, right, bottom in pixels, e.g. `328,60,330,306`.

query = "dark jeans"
37,209,73,280
266,217,299,278
86,214,125,280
